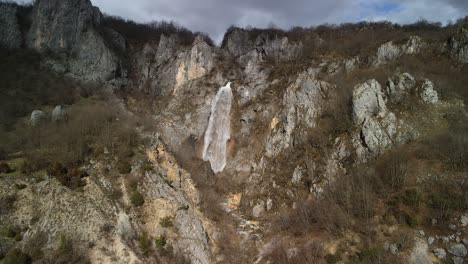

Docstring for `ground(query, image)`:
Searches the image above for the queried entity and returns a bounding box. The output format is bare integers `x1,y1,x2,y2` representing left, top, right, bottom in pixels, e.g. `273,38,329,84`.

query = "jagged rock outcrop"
448,21,468,64
136,35,215,96
223,28,253,58
174,36,215,92
419,79,438,104
0,3,23,49
223,28,303,66
387,72,416,103
373,36,423,66
352,79,416,158
26,0,121,82
387,73,439,105
255,33,303,61
352,79,388,125
266,69,331,157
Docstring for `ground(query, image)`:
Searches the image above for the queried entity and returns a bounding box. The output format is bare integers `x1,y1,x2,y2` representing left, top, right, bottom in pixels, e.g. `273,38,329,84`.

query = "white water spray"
202,82,233,173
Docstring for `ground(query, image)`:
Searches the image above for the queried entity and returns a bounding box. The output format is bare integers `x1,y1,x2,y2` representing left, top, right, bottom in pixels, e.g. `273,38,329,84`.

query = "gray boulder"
460,215,468,227
252,201,265,218
452,256,464,264
419,79,438,104
30,110,47,126
26,0,120,82
0,3,23,49
51,105,66,122
433,248,446,259
448,243,467,257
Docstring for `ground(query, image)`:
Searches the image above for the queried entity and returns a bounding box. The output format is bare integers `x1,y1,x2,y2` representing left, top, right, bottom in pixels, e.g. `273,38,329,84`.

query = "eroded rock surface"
26,0,120,82
0,3,22,49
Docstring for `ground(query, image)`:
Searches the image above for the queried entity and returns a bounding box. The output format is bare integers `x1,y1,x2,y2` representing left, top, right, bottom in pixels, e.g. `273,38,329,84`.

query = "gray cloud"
9,0,468,43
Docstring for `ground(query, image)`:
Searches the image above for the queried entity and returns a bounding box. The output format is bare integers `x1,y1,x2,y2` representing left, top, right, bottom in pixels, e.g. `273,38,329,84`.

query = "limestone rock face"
352,79,388,125
419,79,438,104
136,35,215,96
224,28,253,58
360,112,398,155
155,34,180,67
352,79,417,158
373,36,423,66
27,0,100,52
183,36,215,83
387,72,416,103
266,70,331,157
223,28,303,65
26,0,120,82
68,30,120,81
0,3,22,49
448,21,468,64
256,34,303,61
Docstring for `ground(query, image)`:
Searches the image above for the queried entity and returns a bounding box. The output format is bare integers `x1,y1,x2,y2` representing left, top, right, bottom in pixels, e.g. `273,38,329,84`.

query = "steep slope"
1,1,468,263
26,0,123,82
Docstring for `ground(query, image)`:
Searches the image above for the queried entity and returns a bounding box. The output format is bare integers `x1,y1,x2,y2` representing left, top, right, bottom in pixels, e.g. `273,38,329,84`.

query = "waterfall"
202,82,233,173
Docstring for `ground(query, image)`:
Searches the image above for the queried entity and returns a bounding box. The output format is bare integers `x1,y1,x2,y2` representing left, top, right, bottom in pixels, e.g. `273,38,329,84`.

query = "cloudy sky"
15,0,468,43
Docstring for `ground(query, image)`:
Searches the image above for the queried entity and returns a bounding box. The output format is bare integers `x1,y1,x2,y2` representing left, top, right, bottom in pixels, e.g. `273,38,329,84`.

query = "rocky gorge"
1,0,468,263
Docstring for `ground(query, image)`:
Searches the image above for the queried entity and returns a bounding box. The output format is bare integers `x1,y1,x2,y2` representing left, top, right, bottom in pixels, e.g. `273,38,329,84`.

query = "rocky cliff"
0,3,23,49
1,1,468,263
24,0,123,82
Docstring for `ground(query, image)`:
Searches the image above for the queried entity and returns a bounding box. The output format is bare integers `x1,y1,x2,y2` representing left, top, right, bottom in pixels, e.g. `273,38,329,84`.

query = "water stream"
202,82,233,173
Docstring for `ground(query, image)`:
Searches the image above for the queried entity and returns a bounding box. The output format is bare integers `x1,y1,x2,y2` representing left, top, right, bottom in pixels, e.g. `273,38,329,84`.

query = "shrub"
159,216,173,228
101,16,200,47
1,225,19,238
130,191,144,207
325,253,342,264
406,213,418,228
3,248,32,264
52,234,90,264
155,235,167,250
178,204,189,210
401,189,422,208
0,194,16,214
14,183,27,190
138,232,150,256
142,161,153,173
376,150,410,192
48,163,87,190
353,247,384,264
117,160,132,174
23,231,48,261
0,161,13,173
427,176,467,220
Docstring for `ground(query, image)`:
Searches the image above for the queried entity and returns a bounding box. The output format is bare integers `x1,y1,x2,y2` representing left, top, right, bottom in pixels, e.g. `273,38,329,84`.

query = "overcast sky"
14,0,468,43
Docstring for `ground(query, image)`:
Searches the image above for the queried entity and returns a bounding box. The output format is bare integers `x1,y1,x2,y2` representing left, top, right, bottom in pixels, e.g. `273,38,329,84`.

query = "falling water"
202,82,233,173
